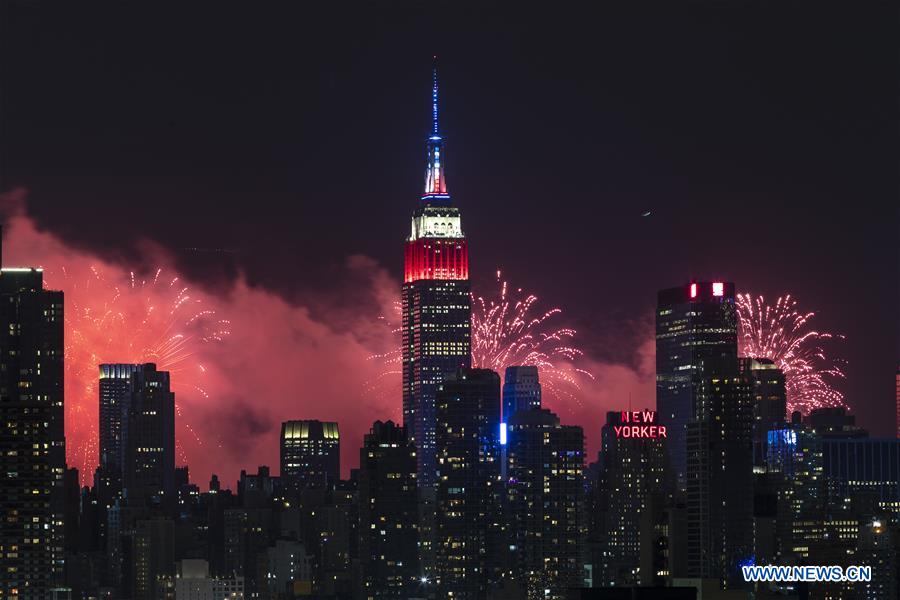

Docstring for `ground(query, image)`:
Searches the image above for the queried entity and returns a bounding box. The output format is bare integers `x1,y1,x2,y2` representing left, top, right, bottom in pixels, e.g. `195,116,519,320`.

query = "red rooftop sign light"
614,410,667,439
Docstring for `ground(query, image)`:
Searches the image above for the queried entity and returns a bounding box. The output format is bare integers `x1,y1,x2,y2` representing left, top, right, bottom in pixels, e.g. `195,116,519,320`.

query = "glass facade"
656,281,737,492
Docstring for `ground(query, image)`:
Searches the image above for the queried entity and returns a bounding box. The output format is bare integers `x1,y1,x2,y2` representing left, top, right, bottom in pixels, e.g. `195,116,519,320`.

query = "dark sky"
2,2,898,434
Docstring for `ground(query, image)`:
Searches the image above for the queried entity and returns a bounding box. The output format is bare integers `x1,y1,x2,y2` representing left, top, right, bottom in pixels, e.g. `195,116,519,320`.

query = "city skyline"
0,30,895,488
2,2,894,426
0,4,897,594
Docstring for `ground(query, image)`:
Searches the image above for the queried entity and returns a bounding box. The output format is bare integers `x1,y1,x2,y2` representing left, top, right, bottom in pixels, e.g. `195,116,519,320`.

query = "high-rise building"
358,420,420,597
98,363,175,506
685,360,754,588
434,368,502,598
98,363,146,505
280,420,340,493
741,358,787,467
402,65,471,487
593,410,668,587
822,438,900,503
0,266,66,598
131,517,174,600
501,365,541,422
656,282,737,494
128,365,176,504
505,407,585,599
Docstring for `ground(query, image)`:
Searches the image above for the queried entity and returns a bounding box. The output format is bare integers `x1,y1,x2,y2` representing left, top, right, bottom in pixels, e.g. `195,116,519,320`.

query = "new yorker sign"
614,410,667,439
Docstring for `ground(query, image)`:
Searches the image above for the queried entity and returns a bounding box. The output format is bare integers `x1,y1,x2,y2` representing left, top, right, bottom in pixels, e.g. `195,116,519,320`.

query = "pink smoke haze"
1,189,653,488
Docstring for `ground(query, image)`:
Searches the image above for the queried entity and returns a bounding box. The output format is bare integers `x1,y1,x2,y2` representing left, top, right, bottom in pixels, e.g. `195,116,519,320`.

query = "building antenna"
431,55,440,135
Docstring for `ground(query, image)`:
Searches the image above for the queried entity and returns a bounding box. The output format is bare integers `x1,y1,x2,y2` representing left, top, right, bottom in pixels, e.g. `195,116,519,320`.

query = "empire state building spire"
402,59,471,489
423,58,448,201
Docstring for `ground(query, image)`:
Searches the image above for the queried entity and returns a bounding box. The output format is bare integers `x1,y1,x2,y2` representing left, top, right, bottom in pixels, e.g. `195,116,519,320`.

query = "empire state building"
402,65,471,486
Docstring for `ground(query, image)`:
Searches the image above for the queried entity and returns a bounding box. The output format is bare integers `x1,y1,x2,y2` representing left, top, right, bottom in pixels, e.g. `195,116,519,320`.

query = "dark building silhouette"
402,65,472,487
131,517,175,600
502,365,542,422
805,406,868,438
506,407,585,599
434,368,502,598
656,281,737,493
0,267,66,598
358,420,420,597
742,358,787,467
686,361,754,588
126,365,176,505
97,363,176,507
280,420,340,492
822,438,900,503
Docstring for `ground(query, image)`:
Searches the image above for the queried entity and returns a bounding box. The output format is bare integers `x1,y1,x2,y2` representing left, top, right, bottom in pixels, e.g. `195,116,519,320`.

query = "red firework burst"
736,293,846,415
367,272,592,409
46,265,230,483
471,271,593,405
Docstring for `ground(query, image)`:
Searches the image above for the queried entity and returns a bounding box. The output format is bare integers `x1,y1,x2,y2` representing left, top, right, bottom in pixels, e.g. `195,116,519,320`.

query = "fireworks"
366,272,591,410
363,301,404,407
472,271,592,406
47,265,230,482
736,293,846,415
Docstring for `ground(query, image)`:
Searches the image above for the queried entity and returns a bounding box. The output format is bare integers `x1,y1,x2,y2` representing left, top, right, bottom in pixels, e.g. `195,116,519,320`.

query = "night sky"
1,0,897,455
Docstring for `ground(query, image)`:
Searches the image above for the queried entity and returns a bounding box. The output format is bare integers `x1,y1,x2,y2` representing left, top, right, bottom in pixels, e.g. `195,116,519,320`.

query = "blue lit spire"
423,57,449,202
432,59,440,136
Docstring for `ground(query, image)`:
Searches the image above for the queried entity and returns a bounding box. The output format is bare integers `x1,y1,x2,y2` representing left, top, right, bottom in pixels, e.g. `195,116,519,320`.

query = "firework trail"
367,272,592,411
46,266,230,482
364,300,403,406
736,293,846,415
471,271,593,408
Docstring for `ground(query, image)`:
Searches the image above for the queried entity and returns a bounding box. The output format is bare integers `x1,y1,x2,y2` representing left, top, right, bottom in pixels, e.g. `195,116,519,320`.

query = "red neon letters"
614,410,666,439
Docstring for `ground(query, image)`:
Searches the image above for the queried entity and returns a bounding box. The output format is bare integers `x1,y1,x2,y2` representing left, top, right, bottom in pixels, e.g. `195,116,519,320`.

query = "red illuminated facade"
403,238,469,283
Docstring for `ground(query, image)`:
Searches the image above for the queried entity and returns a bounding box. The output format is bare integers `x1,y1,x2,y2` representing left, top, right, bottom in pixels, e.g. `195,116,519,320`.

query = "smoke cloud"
1,188,653,488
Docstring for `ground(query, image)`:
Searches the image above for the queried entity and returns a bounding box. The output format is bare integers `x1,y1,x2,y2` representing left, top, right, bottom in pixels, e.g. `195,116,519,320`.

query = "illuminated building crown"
404,59,468,284
422,60,449,204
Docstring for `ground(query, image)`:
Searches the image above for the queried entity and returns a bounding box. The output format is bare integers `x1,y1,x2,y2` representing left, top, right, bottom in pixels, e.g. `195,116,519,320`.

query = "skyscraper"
594,411,667,587
505,407,585,599
502,365,541,422
280,420,340,493
0,267,66,598
742,358,787,467
98,363,147,505
434,368,502,598
402,64,472,486
656,281,737,492
358,420,420,597
685,360,754,588
99,363,176,505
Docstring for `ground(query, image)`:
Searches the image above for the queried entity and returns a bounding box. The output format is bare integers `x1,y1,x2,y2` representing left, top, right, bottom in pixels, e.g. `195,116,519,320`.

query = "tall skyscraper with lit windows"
656,281,737,492
506,407,584,598
402,64,471,486
358,420,420,597
0,266,66,598
434,368,502,598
